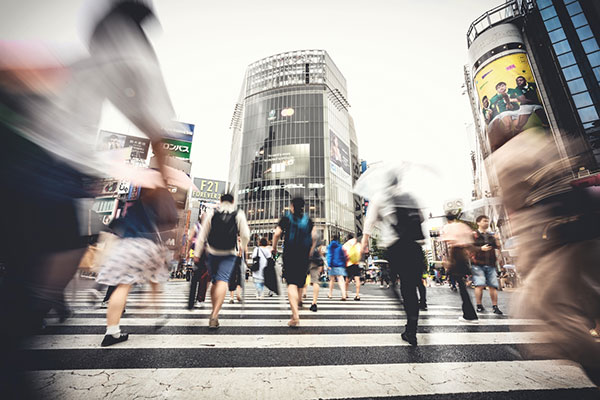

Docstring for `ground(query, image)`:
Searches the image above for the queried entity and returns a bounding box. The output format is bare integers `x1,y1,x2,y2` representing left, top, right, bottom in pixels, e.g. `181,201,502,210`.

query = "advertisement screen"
97,131,150,160
330,130,350,176
264,144,310,179
474,53,548,152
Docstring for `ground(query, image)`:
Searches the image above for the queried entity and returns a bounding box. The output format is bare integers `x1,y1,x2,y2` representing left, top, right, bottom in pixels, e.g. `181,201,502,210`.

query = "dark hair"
259,237,268,247
476,215,489,223
495,82,507,90
347,233,354,241
445,213,458,222
221,193,234,203
332,234,340,242
482,96,488,102
516,75,526,82
291,197,305,217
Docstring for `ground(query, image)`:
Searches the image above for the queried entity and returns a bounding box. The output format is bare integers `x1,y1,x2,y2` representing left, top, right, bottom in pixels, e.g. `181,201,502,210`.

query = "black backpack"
207,210,238,250
392,207,425,242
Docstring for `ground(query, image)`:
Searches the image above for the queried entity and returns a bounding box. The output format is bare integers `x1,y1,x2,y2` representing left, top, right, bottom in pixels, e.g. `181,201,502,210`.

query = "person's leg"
354,276,361,298
328,275,334,297
103,285,117,303
490,287,498,305
312,282,319,305
149,282,162,314
456,276,477,320
337,275,347,299
287,284,300,324
106,285,131,335
417,278,427,307
475,286,484,306
211,281,228,319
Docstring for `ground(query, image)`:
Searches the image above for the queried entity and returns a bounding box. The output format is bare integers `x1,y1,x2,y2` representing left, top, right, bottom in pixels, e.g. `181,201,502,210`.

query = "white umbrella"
353,161,441,209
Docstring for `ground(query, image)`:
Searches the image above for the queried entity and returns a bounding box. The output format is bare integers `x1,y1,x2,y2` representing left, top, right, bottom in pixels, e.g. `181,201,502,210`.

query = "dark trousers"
103,286,117,303
455,274,477,320
417,278,427,304
387,240,422,335
188,263,209,309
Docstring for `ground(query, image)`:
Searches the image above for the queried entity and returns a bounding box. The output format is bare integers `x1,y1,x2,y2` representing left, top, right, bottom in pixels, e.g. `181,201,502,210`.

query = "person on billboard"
481,96,497,125
487,82,520,151
510,75,548,132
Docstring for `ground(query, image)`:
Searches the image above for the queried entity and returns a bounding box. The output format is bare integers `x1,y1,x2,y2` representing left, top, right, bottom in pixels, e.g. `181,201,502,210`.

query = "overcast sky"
1,0,501,209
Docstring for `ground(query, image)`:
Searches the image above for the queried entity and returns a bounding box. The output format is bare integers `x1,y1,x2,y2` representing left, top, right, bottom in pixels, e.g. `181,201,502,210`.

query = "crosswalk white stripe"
45,317,543,327
59,308,487,316
64,302,447,310
26,332,550,350
28,360,596,399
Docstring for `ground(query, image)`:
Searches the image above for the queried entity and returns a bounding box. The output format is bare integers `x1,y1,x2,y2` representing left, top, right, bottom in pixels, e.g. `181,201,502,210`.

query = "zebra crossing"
25,282,597,399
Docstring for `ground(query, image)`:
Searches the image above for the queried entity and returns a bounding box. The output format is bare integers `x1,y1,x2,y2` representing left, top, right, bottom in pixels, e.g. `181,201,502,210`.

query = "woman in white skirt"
96,188,177,347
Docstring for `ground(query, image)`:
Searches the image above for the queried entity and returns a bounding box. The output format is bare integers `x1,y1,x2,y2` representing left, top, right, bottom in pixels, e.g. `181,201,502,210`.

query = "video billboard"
474,53,548,152
330,130,350,176
96,130,150,160
264,144,310,179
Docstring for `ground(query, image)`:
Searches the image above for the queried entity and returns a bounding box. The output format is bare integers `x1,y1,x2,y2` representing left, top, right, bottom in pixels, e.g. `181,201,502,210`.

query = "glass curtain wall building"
228,50,360,249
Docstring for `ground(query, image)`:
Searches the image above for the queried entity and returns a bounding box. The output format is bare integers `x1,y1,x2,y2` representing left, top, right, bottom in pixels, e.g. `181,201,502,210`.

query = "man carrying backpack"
194,194,249,329
272,197,317,328
361,187,425,346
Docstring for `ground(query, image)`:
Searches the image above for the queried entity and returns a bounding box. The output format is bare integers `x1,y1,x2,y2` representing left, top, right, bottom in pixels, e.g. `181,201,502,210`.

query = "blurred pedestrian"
442,214,478,323
194,194,249,329
361,184,425,347
272,197,317,328
251,237,271,299
307,244,325,311
343,234,363,300
327,235,348,300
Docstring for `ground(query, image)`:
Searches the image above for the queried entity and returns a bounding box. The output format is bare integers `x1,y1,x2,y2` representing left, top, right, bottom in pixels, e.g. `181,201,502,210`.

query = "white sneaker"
458,316,479,324
195,301,205,308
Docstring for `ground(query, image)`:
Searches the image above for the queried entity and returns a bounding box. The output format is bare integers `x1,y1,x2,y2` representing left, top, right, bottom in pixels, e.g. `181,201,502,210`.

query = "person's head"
347,233,354,241
476,215,490,230
220,193,234,204
332,234,340,242
290,197,305,217
259,237,268,247
482,96,489,108
516,76,527,87
495,82,507,94
445,213,458,222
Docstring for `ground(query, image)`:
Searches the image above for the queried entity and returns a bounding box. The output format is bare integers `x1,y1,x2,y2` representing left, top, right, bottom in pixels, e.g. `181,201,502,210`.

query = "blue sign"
163,121,195,143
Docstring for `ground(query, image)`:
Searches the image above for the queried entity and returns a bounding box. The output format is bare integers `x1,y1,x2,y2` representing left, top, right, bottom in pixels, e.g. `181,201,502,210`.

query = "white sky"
1,0,501,210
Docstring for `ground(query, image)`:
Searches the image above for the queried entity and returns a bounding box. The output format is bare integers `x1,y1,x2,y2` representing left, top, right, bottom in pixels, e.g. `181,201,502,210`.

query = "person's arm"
272,226,282,257
308,227,317,258
193,211,212,261
236,210,250,254
361,199,381,254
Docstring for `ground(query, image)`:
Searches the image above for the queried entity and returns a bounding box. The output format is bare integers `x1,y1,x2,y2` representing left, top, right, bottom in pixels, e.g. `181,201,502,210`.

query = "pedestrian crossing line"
45,317,543,327
27,360,596,399
26,332,551,350
64,301,427,309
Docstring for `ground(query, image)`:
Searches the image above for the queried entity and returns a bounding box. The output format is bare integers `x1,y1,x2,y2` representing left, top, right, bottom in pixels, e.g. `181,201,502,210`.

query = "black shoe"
451,286,457,292
419,302,428,311
298,302,303,309
492,305,503,315
401,332,418,346
101,333,129,347
476,304,485,313
309,304,317,312
354,296,360,301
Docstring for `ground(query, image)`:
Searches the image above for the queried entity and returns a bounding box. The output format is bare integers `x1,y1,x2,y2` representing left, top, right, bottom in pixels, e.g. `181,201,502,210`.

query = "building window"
582,39,600,54
588,51,600,68
576,26,593,41
553,39,571,55
549,28,567,43
572,92,594,108
562,0,577,5
571,13,588,29
578,106,599,123
558,52,577,67
566,1,583,16
544,16,562,31
567,78,587,94
594,67,600,83
562,64,582,80
540,6,557,20
537,0,553,9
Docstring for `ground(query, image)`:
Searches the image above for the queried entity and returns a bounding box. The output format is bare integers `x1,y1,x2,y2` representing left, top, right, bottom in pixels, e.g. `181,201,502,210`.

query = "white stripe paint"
46,317,543,327
28,360,595,399
64,302,437,310
26,332,551,350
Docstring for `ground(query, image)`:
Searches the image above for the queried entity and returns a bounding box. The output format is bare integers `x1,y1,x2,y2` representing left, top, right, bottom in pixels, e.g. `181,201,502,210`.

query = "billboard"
474,53,549,152
97,130,150,160
163,121,195,142
162,121,194,159
191,178,226,202
162,138,192,159
330,130,350,176
264,144,310,179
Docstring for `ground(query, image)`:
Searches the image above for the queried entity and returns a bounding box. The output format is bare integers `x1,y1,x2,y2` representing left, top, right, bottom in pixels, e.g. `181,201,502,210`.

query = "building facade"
228,50,361,248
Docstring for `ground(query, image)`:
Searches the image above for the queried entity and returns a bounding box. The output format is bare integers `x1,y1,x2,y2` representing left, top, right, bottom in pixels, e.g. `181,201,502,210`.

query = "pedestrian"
251,237,271,299
417,248,428,311
188,213,210,309
343,234,363,300
97,187,178,346
272,197,317,328
194,193,250,329
442,213,478,324
470,215,503,315
327,235,348,300
307,244,325,311
361,185,425,347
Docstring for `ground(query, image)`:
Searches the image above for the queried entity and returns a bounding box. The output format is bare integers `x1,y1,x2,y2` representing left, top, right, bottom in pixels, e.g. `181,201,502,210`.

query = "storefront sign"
162,139,192,159
97,130,150,160
192,178,226,201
